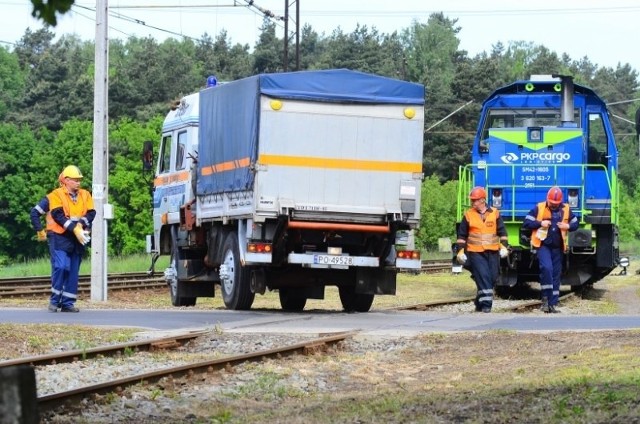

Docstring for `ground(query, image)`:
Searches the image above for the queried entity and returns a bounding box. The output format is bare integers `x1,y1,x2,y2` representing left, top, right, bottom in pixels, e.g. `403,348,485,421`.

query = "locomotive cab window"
159,134,172,173
587,113,608,166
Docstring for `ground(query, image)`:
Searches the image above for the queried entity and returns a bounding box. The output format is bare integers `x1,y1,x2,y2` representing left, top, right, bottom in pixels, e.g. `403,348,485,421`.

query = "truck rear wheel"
278,288,307,311
220,232,255,310
339,286,374,312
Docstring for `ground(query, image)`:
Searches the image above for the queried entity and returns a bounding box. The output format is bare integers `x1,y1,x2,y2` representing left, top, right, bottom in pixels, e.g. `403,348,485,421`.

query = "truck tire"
220,232,255,310
168,231,196,307
339,286,374,312
278,289,307,311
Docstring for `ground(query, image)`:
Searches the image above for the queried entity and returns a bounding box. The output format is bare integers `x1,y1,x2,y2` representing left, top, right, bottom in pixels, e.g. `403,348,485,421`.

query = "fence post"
0,365,39,424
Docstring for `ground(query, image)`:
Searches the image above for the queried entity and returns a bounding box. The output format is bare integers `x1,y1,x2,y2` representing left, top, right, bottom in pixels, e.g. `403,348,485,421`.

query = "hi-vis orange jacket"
46,187,94,234
530,201,570,252
463,208,502,252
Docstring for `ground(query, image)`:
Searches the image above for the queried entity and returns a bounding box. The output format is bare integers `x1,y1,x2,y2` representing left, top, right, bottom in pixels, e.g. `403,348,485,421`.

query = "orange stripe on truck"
154,171,190,187
201,157,251,176
259,154,421,173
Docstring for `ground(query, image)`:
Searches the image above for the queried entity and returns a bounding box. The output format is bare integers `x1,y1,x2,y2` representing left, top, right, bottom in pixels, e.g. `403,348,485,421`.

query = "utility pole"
283,0,300,71
91,0,110,301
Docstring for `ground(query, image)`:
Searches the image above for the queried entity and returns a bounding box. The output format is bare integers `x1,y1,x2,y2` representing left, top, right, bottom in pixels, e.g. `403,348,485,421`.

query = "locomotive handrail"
457,162,618,225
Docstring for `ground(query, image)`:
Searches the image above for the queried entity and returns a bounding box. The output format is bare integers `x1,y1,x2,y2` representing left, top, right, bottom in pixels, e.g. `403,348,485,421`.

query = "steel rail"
37,331,355,412
390,296,476,311
0,330,208,369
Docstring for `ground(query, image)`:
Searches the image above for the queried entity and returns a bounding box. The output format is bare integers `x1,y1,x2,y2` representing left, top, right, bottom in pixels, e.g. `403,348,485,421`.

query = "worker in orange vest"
523,186,578,313
45,165,95,313
456,186,509,312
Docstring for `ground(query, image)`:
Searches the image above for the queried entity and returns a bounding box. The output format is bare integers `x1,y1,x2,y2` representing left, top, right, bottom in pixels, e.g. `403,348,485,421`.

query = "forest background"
1,13,640,264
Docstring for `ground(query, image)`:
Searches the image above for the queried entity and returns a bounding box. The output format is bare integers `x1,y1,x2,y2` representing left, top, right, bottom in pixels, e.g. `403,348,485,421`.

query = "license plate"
313,254,354,266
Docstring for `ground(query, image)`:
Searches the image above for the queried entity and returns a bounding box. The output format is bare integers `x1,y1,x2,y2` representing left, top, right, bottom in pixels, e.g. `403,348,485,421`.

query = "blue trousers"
468,251,499,309
537,245,563,306
49,248,82,308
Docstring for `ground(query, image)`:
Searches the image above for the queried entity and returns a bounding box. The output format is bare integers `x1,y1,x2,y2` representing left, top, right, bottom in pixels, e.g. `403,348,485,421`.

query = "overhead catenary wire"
70,1,287,44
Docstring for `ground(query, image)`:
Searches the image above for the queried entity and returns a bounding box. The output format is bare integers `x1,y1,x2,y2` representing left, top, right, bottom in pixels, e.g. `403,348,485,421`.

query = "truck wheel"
168,250,196,307
278,289,307,311
339,286,374,312
220,232,255,310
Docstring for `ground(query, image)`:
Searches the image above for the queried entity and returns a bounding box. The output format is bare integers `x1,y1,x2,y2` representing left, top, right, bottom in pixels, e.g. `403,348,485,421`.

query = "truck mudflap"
288,253,379,269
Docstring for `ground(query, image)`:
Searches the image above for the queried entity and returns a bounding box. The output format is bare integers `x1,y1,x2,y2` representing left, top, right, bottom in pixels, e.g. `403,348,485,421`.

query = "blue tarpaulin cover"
196,69,425,195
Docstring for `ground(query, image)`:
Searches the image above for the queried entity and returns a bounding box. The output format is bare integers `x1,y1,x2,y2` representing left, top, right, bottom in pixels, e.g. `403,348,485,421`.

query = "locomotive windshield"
481,108,581,140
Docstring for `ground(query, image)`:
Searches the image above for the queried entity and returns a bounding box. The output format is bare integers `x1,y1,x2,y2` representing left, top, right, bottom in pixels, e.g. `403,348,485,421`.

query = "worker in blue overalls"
456,187,509,313
523,186,578,313
45,165,95,312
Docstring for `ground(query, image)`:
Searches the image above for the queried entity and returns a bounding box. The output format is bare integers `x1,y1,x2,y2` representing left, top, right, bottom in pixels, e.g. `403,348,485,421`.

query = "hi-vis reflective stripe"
154,171,190,187
259,154,422,173
201,157,251,176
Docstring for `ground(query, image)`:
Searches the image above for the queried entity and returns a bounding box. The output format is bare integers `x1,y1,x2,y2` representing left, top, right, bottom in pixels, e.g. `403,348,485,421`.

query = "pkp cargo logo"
500,153,518,163
500,152,570,164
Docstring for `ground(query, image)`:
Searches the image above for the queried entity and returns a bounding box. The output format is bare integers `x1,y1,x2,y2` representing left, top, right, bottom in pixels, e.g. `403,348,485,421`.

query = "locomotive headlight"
568,189,579,208
492,188,502,209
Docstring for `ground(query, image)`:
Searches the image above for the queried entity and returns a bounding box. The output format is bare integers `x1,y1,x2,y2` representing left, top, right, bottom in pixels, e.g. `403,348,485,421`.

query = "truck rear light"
248,243,272,253
397,250,420,260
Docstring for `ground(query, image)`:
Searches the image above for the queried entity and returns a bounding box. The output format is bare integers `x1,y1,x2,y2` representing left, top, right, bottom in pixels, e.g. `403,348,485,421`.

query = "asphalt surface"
1,308,639,335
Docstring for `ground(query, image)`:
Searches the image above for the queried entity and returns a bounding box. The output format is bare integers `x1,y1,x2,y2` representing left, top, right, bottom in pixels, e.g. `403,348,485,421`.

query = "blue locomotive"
456,75,623,290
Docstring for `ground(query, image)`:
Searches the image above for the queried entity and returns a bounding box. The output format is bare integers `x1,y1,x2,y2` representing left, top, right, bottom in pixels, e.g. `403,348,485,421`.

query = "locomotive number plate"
313,254,354,266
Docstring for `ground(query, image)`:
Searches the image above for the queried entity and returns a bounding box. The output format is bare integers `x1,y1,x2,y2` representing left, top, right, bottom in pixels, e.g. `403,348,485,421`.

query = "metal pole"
91,0,109,301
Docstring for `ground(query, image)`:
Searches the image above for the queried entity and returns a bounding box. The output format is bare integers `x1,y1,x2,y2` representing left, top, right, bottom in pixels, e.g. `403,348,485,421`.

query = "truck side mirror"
142,140,154,172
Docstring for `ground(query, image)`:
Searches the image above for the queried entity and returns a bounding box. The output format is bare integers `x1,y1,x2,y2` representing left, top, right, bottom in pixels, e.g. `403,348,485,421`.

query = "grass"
0,323,138,359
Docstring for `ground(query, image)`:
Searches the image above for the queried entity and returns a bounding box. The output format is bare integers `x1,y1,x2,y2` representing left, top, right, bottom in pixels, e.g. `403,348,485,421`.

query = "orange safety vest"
530,201,570,252
46,187,94,234
464,208,501,252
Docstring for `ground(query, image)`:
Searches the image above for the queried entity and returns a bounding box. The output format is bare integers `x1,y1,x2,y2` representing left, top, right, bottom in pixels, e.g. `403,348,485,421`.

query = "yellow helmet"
61,165,83,179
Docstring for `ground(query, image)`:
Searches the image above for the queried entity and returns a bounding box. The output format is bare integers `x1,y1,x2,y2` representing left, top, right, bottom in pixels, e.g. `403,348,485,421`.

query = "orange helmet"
469,186,487,201
547,186,563,205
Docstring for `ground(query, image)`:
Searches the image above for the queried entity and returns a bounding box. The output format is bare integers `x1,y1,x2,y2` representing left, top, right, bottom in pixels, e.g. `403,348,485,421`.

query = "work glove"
499,241,510,258
73,225,91,245
36,230,47,242
456,248,467,265
536,226,548,241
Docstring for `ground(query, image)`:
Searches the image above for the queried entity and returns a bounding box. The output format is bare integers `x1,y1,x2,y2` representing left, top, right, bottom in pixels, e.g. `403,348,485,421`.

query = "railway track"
0,330,354,413
0,260,451,299
390,292,575,312
0,272,166,298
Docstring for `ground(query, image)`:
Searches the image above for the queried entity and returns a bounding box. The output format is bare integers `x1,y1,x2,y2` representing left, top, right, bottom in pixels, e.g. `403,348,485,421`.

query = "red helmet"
469,186,487,201
547,186,563,205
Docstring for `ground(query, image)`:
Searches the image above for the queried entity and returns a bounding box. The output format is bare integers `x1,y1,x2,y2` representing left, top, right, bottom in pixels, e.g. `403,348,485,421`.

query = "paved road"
1,308,639,335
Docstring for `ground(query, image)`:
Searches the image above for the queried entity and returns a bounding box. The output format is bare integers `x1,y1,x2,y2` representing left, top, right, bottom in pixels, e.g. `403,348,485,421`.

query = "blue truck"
145,69,425,311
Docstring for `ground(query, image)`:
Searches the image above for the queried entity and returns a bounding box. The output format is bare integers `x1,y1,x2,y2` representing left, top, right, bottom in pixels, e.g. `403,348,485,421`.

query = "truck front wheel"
339,286,374,312
278,288,307,311
168,231,196,307
220,232,255,310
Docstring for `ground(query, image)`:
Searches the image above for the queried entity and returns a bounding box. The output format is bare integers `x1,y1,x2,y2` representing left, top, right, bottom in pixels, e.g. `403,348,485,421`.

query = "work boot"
540,297,550,313
548,305,560,314
61,306,80,313
474,300,481,312
47,304,58,313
